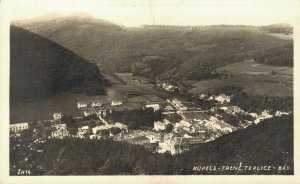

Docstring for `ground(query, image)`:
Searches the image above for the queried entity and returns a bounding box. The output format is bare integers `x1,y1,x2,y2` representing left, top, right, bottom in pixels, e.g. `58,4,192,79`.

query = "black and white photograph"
0,0,299,182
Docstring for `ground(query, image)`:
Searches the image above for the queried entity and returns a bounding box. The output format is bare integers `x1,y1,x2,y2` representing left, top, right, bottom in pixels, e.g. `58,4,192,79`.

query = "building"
111,100,122,106
275,110,290,117
162,83,175,91
154,121,166,131
77,126,89,138
51,124,69,139
92,101,102,108
164,105,174,111
179,119,192,128
53,112,63,121
10,122,29,133
160,134,192,155
215,94,231,104
113,122,128,133
92,123,128,135
77,101,88,109
172,99,182,107
83,110,94,117
179,105,188,111
92,125,112,134
146,104,160,111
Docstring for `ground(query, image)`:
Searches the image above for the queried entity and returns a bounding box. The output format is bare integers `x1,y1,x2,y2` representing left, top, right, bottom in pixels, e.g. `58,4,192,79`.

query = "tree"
110,127,121,135
128,121,137,130
165,124,174,133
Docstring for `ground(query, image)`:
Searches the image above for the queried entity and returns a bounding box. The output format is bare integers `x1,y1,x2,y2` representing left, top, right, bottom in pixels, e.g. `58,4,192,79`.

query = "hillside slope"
13,14,293,81
10,26,106,104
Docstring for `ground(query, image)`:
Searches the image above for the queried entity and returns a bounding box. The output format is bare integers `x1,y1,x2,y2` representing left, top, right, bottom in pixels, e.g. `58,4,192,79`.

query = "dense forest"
10,26,107,104
253,43,293,67
10,114,293,175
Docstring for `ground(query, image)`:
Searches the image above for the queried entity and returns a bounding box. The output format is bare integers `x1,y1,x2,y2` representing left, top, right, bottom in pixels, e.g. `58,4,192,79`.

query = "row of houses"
10,122,29,133
77,100,123,109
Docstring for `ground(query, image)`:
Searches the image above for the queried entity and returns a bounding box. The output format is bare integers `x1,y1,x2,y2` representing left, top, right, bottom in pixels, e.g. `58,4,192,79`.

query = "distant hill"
260,23,293,34
10,26,106,104
12,14,293,81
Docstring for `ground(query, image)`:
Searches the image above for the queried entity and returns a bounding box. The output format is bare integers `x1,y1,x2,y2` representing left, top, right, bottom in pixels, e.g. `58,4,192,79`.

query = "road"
91,106,108,125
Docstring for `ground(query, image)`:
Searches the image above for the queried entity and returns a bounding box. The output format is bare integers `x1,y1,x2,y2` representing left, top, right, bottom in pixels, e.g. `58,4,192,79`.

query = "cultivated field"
188,60,293,97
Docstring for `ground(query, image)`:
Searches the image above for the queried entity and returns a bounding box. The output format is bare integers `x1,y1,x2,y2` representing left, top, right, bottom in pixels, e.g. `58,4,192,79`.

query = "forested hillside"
10,26,106,104
13,14,293,81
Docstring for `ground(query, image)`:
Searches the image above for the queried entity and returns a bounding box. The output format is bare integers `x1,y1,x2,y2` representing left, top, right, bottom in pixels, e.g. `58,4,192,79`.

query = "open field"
11,73,167,123
188,60,293,97
10,93,94,123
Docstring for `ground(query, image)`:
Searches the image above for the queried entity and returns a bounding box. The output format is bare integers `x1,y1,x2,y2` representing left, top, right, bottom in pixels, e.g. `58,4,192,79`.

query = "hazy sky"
6,0,297,26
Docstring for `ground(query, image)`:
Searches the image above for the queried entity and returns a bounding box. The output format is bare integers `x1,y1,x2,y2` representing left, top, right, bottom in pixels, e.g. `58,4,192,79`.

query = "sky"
5,0,298,27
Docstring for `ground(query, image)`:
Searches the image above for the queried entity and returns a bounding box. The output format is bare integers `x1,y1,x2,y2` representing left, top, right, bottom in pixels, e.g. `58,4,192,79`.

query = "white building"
92,101,102,107
10,122,29,133
275,110,290,117
154,121,166,131
179,120,192,128
162,83,175,91
53,112,63,121
77,126,89,138
111,100,122,106
83,110,94,117
172,99,182,106
77,101,88,109
146,104,160,111
215,94,231,104
51,124,69,139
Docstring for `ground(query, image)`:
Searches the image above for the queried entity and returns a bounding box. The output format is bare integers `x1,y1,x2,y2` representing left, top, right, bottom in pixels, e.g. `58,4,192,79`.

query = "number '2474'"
17,169,31,175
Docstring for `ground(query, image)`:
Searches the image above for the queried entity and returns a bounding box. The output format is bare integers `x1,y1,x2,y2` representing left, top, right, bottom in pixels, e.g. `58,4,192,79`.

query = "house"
154,121,166,131
165,105,174,111
172,99,182,107
220,106,229,111
53,112,63,121
92,101,102,107
179,119,192,128
165,134,191,155
215,94,231,104
51,124,69,139
83,110,94,117
77,126,89,138
146,133,161,143
146,104,160,111
113,122,128,133
162,83,175,91
77,101,88,109
10,122,29,133
179,105,187,111
111,100,122,106
92,123,128,135
275,110,290,117
92,125,112,134
249,112,258,118
228,106,242,113
261,110,273,119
